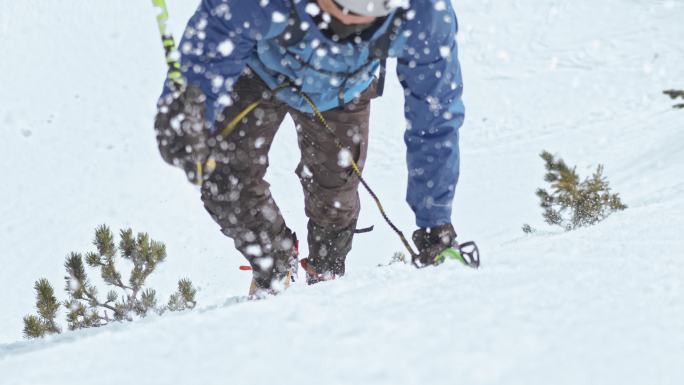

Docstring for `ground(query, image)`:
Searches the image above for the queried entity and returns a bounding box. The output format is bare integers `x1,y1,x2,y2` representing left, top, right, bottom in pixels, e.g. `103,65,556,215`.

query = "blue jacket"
162,0,464,228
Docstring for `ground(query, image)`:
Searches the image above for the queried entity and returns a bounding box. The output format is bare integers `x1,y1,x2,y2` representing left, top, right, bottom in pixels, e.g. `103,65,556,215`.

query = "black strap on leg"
354,225,374,234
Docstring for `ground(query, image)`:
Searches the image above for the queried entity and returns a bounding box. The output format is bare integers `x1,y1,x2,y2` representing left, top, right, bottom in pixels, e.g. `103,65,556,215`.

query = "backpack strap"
368,10,405,97
274,2,306,48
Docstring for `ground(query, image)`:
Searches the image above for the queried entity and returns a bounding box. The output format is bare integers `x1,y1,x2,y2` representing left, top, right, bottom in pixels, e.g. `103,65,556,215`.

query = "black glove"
412,223,457,267
154,85,212,184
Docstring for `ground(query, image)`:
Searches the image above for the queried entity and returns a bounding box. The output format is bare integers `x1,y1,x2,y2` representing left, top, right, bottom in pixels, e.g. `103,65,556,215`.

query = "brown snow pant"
201,71,375,273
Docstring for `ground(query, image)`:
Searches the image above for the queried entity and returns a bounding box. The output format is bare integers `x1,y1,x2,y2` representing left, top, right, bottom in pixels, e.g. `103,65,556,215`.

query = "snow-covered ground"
1,0,683,384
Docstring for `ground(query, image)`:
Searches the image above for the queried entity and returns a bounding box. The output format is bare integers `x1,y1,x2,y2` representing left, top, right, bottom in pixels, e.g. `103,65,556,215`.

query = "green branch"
664,89,684,109
22,225,197,339
531,151,627,231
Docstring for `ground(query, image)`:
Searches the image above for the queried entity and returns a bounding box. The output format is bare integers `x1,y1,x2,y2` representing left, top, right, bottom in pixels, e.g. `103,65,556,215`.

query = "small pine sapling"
167,279,198,311
23,279,61,338
23,225,197,339
663,89,684,109
535,151,627,231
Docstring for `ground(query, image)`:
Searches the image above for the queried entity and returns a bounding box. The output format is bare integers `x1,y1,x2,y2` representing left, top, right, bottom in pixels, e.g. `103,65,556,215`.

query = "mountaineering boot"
248,232,299,297
300,219,357,284
411,223,480,269
411,224,457,267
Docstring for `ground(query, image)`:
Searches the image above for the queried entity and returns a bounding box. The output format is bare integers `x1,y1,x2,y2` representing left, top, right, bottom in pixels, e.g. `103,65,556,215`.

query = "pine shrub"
23,225,197,339
535,151,627,231
22,279,61,338
663,89,684,109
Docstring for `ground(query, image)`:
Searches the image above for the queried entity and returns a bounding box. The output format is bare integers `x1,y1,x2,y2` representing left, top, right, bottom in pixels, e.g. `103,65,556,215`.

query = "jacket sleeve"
158,0,288,128
396,0,465,228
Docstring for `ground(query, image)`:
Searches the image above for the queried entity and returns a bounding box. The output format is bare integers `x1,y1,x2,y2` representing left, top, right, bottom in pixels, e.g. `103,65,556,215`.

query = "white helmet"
333,0,409,17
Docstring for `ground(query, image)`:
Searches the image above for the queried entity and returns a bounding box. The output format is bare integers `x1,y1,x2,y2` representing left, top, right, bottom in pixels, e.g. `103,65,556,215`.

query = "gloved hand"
154,85,212,185
411,223,458,267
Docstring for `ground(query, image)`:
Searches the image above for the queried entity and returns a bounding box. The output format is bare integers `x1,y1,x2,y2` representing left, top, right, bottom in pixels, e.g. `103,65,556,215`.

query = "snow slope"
1,0,683,384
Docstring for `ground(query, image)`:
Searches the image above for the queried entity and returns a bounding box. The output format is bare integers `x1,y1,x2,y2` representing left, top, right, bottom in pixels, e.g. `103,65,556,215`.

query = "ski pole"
151,0,212,182
151,0,185,91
